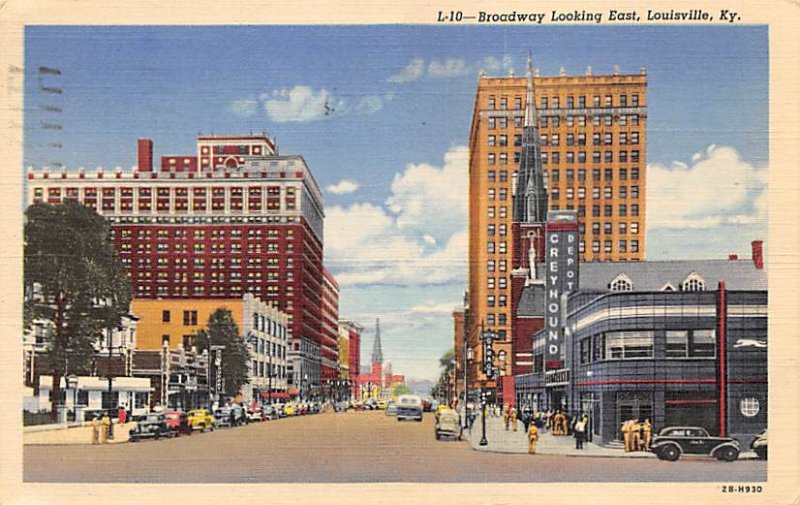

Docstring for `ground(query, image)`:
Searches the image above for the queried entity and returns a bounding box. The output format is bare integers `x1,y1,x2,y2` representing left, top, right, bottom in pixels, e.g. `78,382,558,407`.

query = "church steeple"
513,53,548,225
370,318,383,365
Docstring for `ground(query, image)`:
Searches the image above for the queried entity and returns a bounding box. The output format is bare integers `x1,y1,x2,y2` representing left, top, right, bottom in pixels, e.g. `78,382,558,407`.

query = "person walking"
510,406,518,432
545,409,553,432
561,411,570,436
91,414,100,445
527,421,540,454
503,404,510,431
642,418,652,451
630,419,642,452
100,413,111,444
521,407,531,433
574,415,587,450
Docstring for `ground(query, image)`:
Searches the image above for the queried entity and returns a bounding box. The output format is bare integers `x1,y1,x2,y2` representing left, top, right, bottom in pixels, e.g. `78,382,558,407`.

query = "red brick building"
27,133,335,382
321,267,340,382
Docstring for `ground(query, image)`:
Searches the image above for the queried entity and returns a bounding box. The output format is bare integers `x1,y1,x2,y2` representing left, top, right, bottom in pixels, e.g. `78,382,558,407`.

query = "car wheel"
661,444,680,461
435,432,440,440
154,432,160,440
720,446,739,462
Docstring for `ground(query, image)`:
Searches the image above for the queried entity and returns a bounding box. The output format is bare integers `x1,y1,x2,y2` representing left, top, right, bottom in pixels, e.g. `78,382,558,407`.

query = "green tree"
434,348,456,402
196,308,251,398
391,383,412,398
24,202,132,420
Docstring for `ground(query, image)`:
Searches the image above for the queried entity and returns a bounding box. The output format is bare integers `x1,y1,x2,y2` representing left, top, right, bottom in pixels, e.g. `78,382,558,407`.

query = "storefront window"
605,331,653,359
580,338,591,364
593,334,605,361
533,354,544,373
691,329,716,357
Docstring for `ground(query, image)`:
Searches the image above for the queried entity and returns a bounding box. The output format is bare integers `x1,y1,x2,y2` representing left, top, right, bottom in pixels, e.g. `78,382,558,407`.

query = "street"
24,411,766,482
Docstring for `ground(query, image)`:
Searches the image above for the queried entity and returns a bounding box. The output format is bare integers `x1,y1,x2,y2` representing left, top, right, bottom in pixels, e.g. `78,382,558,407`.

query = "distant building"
357,319,404,399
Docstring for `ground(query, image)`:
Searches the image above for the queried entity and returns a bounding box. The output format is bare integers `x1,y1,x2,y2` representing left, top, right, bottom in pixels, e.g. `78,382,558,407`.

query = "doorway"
615,392,652,440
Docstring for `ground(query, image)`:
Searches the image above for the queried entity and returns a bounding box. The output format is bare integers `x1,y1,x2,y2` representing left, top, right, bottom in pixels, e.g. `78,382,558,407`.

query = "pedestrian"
503,404,510,430
100,413,111,444
642,418,652,451
630,419,642,452
621,419,631,452
521,408,531,433
91,414,100,445
118,406,127,425
561,411,570,436
545,409,553,432
510,406,518,432
574,416,586,449
527,421,539,454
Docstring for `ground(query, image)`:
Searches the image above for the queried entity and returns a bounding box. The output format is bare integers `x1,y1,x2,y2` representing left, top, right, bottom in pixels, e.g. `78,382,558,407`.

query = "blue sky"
25,25,768,380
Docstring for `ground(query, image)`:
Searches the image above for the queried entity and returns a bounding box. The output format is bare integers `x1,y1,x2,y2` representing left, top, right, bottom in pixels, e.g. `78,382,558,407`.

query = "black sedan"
129,413,173,442
650,426,740,462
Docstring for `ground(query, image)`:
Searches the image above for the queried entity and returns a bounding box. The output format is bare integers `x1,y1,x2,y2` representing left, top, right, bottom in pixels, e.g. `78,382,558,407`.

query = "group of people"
502,404,519,432
90,406,132,444
621,418,652,452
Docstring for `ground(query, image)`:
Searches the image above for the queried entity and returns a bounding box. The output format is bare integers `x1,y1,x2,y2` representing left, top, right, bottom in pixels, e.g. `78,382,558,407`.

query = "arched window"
609,273,634,292
682,272,706,291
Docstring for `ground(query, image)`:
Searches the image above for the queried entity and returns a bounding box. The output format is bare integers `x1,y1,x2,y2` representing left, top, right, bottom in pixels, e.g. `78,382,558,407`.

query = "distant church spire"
371,318,383,365
513,52,548,224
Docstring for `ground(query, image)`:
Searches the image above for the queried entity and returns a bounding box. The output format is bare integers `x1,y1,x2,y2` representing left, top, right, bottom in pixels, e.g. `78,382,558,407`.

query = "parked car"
129,413,172,442
396,394,423,422
364,399,377,410
650,426,740,461
283,403,296,417
247,407,264,422
435,408,462,441
376,399,388,410
751,430,767,460
164,410,193,437
385,402,397,416
262,405,279,420
186,409,215,432
422,399,433,412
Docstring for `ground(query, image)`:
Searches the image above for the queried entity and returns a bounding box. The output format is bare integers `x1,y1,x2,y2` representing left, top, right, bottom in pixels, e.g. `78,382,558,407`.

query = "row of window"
489,132,640,147
608,272,706,292
483,239,641,268
487,113,641,130
549,186,640,199
488,203,640,220
251,361,286,380
36,186,296,198
252,312,288,340
577,329,716,363
125,257,293,269
117,228,294,240
120,242,295,254
487,93,641,111
138,284,298,299
486,150,641,165
486,167,640,183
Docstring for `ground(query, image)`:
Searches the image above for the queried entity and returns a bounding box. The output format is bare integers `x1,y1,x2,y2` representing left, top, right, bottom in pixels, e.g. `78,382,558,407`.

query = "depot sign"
545,211,579,367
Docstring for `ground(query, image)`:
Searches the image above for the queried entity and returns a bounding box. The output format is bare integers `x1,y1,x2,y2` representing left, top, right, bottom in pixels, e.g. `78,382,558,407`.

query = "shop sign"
545,368,570,387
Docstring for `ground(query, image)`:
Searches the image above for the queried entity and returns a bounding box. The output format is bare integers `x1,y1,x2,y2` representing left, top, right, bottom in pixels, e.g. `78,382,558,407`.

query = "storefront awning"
287,388,300,396
260,391,289,399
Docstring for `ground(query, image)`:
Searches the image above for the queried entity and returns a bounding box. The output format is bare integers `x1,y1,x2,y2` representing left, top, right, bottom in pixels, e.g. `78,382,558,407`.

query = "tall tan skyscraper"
467,64,648,389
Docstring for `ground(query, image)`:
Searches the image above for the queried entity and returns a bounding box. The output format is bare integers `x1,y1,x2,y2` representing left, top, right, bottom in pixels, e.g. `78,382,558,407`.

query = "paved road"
24,411,766,482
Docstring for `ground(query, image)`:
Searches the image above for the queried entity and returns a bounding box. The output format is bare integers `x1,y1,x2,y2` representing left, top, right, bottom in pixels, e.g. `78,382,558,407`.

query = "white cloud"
428,58,470,78
326,179,360,195
355,95,383,115
262,86,344,122
230,99,258,118
387,58,425,83
324,145,468,287
647,145,767,229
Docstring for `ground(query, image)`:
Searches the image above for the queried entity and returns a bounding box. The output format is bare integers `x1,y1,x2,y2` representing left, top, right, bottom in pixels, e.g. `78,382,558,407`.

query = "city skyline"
24,25,768,380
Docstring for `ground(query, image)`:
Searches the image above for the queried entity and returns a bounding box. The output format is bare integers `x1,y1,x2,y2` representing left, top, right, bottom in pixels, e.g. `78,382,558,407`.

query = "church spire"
513,52,548,224
371,318,383,365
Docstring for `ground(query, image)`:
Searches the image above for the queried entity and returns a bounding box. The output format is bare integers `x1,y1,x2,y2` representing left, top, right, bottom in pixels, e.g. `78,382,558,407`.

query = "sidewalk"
464,415,654,458
24,421,136,445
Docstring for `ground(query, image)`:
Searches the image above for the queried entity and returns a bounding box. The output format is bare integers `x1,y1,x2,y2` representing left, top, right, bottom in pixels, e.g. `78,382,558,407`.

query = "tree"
391,383,412,398
434,348,456,403
195,308,251,398
24,202,132,420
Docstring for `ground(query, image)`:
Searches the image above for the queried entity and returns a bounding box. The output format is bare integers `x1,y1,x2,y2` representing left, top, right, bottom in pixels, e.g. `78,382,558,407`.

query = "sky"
24,25,768,381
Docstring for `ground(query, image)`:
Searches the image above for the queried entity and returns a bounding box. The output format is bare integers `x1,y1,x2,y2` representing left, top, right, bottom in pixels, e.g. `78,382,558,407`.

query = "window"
162,310,171,323
500,97,507,110
499,206,508,218
487,171,496,182
605,204,613,217
498,224,507,236
488,97,495,109
499,170,508,182
631,94,639,106
631,240,639,253
609,274,634,291
592,240,600,253
604,240,612,253
592,151,601,163
486,260,496,272
578,187,586,199
619,222,627,234
498,295,507,307
692,330,716,357
593,188,601,199
604,95,612,107
619,240,627,253
580,338,591,364
631,186,639,199
604,115,612,126
631,132,640,144
499,153,508,165
666,331,689,358
739,397,760,417
619,186,627,199
499,188,508,201
487,242,495,253
592,222,600,235
631,204,639,216
488,153,496,165
183,310,198,326
578,133,586,146
499,260,507,272
593,334,605,361
498,277,507,289
604,222,612,235
488,188,496,200
631,167,640,180
499,242,507,254
631,222,639,234
487,295,495,308
499,135,508,146
551,97,559,109
488,206,495,218
592,133,601,145
487,224,496,236
592,205,600,217
499,117,508,128
593,95,600,107
605,331,654,359
551,152,559,164
620,94,628,107
682,272,706,291
619,204,627,217
578,169,586,181
604,187,612,199
488,117,496,129
488,135,496,147
514,97,522,110
487,277,495,289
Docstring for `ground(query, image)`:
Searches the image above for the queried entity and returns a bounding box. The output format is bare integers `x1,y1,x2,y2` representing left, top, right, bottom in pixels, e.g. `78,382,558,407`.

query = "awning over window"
260,391,289,399
286,388,300,396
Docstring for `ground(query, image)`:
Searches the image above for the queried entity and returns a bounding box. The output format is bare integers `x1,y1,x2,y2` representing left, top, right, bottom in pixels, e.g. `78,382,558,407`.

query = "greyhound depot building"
513,220,767,447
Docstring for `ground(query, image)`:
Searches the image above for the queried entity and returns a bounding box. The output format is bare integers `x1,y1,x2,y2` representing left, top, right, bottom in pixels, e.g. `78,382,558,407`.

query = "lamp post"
464,347,473,429
66,374,79,424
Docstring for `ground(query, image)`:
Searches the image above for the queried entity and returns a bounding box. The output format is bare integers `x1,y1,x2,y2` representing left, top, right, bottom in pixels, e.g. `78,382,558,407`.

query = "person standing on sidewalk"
91,414,100,445
527,421,539,454
100,413,110,444
503,404,510,431
630,419,642,451
545,409,553,432
642,418,652,451
510,406,518,432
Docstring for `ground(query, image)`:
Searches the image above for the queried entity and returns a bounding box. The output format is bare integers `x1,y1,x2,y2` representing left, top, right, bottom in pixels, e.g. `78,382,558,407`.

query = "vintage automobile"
385,402,397,416
435,408,463,441
262,405,279,420
214,405,247,427
164,410,193,437
376,399,388,410
246,407,264,422
129,413,172,442
650,426,740,461
751,430,767,460
186,409,215,432
396,394,423,422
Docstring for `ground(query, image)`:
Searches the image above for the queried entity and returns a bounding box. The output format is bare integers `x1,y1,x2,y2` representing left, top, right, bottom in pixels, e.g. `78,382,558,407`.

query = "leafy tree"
391,383,412,398
195,308,251,398
433,348,456,402
24,203,132,420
